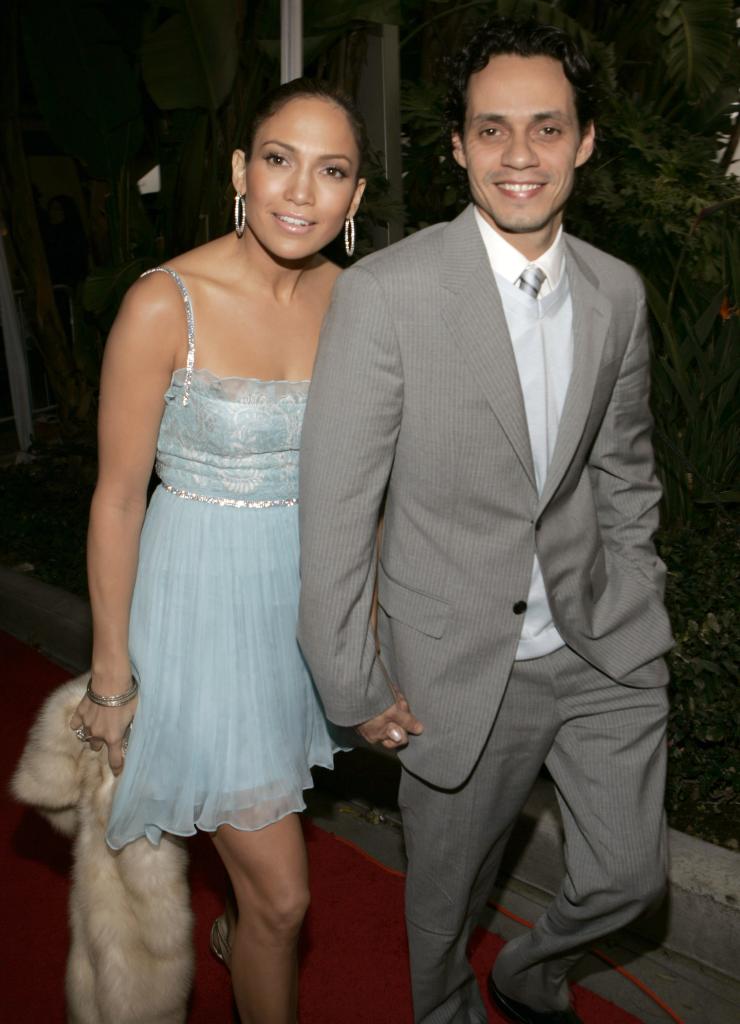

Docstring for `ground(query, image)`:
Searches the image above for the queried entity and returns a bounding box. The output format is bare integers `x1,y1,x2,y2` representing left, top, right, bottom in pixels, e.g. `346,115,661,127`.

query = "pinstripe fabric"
298,204,673,790
400,646,668,1021
298,203,674,1021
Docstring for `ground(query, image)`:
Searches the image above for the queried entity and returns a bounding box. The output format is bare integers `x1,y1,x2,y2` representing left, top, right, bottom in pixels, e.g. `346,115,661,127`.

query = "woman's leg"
212,814,309,1024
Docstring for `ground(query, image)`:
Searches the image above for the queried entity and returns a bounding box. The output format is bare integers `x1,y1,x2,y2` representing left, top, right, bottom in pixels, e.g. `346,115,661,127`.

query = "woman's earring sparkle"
344,215,355,257
234,193,246,238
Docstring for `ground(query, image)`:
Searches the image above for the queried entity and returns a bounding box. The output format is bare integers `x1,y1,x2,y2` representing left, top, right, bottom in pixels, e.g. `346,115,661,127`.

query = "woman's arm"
71,273,183,774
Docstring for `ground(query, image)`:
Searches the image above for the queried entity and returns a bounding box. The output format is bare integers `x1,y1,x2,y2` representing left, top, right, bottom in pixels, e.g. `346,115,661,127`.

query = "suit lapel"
537,241,612,511
441,206,536,488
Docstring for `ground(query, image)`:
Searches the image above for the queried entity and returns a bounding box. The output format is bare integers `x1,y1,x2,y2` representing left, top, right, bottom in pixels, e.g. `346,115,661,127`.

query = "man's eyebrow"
471,113,507,125
259,138,353,161
471,110,574,124
532,110,573,124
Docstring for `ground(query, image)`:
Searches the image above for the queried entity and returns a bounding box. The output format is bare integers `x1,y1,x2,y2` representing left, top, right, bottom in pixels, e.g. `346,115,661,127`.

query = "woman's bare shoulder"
121,237,232,318
118,268,185,334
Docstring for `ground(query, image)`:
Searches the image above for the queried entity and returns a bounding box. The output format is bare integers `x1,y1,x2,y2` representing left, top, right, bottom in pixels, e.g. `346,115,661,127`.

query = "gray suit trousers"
398,644,668,1024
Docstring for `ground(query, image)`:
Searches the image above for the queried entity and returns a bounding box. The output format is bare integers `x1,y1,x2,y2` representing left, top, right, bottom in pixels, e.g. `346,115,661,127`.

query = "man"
299,17,674,1024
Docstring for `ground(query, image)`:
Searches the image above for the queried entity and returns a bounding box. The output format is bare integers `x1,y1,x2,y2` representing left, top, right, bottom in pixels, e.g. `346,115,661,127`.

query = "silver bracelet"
86,675,139,707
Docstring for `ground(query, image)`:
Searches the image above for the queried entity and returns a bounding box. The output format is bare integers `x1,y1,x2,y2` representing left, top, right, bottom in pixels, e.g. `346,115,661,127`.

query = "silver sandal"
209,913,232,970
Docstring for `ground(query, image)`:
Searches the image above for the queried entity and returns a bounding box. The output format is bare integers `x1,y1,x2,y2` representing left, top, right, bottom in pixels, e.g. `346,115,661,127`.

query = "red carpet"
3,630,644,1023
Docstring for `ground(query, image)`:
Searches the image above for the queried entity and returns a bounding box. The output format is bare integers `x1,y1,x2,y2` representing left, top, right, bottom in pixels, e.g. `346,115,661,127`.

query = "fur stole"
12,675,193,1024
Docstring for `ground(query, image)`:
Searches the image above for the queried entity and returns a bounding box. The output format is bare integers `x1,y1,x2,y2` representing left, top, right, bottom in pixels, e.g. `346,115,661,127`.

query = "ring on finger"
74,724,92,742
122,720,133,757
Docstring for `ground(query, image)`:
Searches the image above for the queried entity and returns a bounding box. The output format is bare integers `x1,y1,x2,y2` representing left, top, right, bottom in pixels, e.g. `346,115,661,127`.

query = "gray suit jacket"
298,204,674,789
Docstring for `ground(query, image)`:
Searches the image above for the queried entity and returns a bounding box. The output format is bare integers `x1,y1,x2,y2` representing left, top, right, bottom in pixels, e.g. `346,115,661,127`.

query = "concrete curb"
1,566,92,673
2,564,738,981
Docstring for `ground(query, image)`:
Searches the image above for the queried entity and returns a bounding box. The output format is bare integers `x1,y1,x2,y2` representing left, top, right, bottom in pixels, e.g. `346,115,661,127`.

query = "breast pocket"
377,564,450,639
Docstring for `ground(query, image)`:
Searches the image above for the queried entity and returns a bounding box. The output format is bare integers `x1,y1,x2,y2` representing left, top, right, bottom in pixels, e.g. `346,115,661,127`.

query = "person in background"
43,194,89,287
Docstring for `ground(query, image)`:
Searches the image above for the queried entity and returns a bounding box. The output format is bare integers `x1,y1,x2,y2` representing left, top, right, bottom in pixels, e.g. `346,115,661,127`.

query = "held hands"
69,675,138,777
355,686,423,750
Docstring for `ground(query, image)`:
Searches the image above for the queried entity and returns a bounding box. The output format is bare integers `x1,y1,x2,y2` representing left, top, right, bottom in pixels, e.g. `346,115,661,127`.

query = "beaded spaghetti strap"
140,266,196,405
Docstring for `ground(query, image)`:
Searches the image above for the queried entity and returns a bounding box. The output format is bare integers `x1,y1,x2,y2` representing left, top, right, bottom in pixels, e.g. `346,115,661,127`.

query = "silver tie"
518,264,546,299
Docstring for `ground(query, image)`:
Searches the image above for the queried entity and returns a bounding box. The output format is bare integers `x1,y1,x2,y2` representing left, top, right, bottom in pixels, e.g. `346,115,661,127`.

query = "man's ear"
451,132,467,170
575,121,595,169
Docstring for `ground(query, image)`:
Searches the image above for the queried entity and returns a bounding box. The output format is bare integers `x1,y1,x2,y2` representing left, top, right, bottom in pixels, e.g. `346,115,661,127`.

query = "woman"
70,79,366,1023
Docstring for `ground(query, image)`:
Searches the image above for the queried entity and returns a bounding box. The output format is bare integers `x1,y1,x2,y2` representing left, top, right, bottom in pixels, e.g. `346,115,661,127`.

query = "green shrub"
660,515,740,847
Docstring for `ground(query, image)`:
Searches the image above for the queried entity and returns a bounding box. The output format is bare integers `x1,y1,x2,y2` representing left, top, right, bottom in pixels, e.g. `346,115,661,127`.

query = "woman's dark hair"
445,17,596,136
244,78,368,175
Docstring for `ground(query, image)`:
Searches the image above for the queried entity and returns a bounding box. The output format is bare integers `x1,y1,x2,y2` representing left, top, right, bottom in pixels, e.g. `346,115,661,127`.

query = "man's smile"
492,180,548,200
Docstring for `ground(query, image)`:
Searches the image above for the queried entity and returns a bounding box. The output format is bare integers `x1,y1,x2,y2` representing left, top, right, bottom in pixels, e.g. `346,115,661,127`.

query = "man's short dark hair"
445,17,596,136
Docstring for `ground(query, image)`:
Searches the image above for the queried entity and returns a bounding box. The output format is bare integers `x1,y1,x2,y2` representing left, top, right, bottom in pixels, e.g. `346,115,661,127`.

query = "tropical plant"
78,0,265,342
659,511,740,848
0,2,100,438
3,0,405,439
646,223,740,522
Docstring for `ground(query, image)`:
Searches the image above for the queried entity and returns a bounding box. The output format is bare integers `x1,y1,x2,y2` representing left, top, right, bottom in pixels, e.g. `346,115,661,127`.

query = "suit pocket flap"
377,564,450,638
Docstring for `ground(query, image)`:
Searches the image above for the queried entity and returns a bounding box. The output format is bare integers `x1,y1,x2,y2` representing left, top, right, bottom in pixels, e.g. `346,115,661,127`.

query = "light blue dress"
106,267,343,850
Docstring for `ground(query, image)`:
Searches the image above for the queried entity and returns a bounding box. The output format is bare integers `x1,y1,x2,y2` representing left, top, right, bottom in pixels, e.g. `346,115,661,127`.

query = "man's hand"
355,691,423,749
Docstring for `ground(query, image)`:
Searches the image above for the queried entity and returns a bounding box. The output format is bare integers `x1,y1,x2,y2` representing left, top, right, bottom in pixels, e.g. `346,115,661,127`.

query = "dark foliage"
660,515,740,848
0,446,93,598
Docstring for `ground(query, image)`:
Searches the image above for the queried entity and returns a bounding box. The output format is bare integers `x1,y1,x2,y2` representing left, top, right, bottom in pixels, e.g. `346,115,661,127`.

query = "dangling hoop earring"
344,215,355,258
234,193,246,238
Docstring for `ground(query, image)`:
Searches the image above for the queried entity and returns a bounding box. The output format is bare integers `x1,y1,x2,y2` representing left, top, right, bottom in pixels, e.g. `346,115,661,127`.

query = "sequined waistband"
160,481,297,509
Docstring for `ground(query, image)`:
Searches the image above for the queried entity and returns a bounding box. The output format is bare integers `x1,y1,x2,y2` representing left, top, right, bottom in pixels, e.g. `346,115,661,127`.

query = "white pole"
0,237,33,452
280,0,303,83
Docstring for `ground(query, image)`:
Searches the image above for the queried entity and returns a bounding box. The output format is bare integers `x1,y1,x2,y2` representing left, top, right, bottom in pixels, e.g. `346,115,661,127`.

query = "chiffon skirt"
106,485,343,849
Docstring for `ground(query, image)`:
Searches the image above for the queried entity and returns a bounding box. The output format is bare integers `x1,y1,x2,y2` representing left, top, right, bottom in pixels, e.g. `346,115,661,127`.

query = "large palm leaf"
309,0,401,28
141,0,239,111
20,0,143,180
656,0,737,99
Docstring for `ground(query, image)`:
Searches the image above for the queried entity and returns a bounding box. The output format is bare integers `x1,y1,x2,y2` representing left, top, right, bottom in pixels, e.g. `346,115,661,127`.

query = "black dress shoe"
488,976,583,1023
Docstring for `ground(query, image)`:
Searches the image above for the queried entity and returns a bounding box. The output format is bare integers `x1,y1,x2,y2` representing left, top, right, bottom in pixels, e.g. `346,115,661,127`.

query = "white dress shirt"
474,209,572,659
473,206,564,295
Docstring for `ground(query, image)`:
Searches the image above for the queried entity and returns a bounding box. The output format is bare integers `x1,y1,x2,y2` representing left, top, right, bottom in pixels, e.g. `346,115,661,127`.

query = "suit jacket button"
513,600,527,615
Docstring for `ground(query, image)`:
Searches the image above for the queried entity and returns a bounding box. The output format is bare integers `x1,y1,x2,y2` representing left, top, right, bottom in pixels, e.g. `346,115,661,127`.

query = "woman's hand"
70,686,137,777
